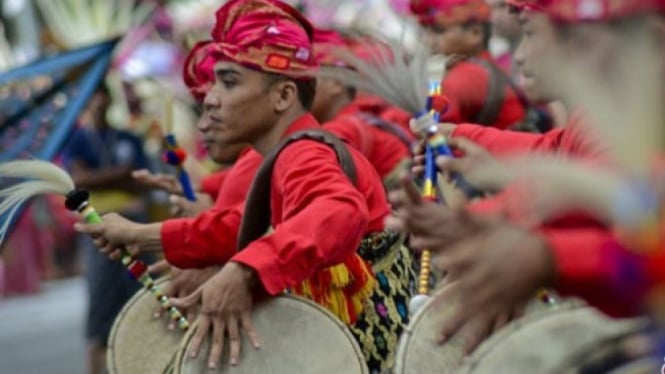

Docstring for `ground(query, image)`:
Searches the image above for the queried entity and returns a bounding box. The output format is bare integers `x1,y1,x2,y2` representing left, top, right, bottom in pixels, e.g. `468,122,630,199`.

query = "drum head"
459,306,645,374
174,295,368,374
107,278,185,374
394,285,561,374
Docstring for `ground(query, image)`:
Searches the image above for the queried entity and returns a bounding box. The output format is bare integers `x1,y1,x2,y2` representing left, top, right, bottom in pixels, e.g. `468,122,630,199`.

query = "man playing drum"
388,0,665,354
76,1,414,372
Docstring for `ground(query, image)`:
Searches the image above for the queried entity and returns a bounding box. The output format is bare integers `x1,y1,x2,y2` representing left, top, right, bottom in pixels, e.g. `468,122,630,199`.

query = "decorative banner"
0,38,119,238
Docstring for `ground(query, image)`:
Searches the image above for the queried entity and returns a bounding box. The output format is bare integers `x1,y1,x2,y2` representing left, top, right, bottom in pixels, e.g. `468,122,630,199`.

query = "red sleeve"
542,228,643,317
323,116,373,155
467,189,640,317
200,170,228,201
161,203,243,268
452,124,565,156
232,141,369,295
160,150,262,268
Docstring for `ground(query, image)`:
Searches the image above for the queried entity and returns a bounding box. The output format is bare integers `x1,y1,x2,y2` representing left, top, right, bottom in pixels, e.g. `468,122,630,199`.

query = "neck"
252,107,308,156
320,96,352,123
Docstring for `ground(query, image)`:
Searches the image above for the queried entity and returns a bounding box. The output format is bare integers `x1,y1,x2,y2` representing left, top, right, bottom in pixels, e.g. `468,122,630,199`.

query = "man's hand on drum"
171,262,260,369
432,222,556,354
385,175,490,252
155,266,220,329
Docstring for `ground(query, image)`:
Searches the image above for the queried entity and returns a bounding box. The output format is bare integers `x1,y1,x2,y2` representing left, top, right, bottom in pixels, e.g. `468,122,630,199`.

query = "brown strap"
355,112,413,149
236,129,358,251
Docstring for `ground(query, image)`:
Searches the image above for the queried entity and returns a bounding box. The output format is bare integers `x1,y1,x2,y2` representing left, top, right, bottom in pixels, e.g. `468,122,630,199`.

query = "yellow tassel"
291,258,376,325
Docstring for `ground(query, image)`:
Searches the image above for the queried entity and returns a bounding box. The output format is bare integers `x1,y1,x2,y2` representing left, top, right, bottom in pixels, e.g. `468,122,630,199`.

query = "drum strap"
237,128,358,251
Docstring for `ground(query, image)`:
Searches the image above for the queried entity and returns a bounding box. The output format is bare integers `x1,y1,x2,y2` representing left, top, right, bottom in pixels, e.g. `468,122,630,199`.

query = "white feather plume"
0,160,75,245
318,26,446,117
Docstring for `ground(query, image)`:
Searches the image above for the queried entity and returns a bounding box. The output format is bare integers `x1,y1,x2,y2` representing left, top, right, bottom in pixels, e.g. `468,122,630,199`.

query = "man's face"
514,12,560,103
201,61,277,148
487,0,521,41
311,76,343,122
425,22,478,56
84,91,111,129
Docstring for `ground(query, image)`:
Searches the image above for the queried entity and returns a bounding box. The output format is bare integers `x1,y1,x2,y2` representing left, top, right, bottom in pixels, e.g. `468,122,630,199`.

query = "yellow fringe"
293,260,376,325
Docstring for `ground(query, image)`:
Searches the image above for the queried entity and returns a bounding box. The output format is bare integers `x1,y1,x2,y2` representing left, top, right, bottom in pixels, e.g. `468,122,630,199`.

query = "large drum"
172,295,368,373
458,306,648,374
107,278,185,374
393,285,563,374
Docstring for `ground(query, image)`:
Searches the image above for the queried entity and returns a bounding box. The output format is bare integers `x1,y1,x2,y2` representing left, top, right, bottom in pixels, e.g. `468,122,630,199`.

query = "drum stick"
0,160,190,330
162,97,196,201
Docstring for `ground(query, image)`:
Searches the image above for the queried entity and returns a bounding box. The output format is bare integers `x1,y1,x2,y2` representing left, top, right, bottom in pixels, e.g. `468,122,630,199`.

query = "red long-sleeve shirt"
451,112,640,317
161,148,262,268
232,114,390,295
200,170,229,201
323,101,411,179
441,52,526,130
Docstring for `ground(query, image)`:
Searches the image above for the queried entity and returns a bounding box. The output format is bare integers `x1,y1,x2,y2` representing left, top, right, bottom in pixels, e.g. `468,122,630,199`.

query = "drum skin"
174,295,369,374
458,306,647,374
393,284,564,374
107,278,185,374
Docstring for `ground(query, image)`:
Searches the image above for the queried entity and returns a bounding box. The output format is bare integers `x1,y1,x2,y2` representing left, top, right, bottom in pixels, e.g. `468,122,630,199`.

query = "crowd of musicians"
56,0,665,372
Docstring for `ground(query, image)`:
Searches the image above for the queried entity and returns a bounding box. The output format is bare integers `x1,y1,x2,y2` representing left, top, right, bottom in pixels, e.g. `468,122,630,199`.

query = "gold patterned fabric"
351,231,416,373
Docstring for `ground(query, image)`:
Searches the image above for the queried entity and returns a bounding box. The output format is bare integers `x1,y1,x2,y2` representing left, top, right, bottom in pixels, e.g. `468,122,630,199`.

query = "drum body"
459,306,647,374
107,278,184,374
173,295,368,374
393,285,562,374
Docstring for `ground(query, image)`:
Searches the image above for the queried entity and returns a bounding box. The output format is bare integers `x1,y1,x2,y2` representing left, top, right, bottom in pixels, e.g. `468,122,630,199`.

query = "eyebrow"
214,68,241,77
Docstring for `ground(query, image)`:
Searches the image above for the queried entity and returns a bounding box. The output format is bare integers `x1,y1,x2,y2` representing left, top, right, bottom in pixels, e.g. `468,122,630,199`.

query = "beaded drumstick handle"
64,189,190,330
408,82,448,314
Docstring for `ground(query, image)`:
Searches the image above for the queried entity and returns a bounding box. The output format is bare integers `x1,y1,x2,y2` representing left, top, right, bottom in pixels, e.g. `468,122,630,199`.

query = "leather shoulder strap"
236,129,357,251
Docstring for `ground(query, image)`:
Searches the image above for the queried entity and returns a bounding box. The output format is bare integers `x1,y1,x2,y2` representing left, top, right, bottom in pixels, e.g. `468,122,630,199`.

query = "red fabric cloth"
209,0,316,77
541,0,665,23
506,0,544,12
453,112,636,316
183,41,216,102
353,95,415,138
409,0,491,26
441,52,527,129
231,113,390,295
452,109,608,160
199,169,229,201
323,101,411,178
313,28,348,67
161,148,262,268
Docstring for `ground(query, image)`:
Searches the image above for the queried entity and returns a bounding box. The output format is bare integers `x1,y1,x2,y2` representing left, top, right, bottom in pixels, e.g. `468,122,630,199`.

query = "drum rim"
394,288,579,374
461,301,585,371
393,286,453,374
107,277,175,374
172,294,369,374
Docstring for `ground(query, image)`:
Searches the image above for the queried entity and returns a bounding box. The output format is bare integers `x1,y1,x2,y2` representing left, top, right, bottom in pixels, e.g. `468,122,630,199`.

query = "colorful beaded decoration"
64,189,189,330
162,134,196,202
409,81,450,314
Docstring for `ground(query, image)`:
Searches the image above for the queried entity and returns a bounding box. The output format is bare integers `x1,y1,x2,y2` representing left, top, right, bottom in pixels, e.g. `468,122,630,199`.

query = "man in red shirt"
387,0,665,353
311,29,412,189
76,1,414,371
409,0,528,129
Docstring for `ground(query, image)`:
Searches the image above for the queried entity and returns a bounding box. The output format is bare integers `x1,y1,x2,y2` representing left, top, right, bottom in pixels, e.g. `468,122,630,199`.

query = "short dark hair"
463,21,492,49
264,73,317,110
